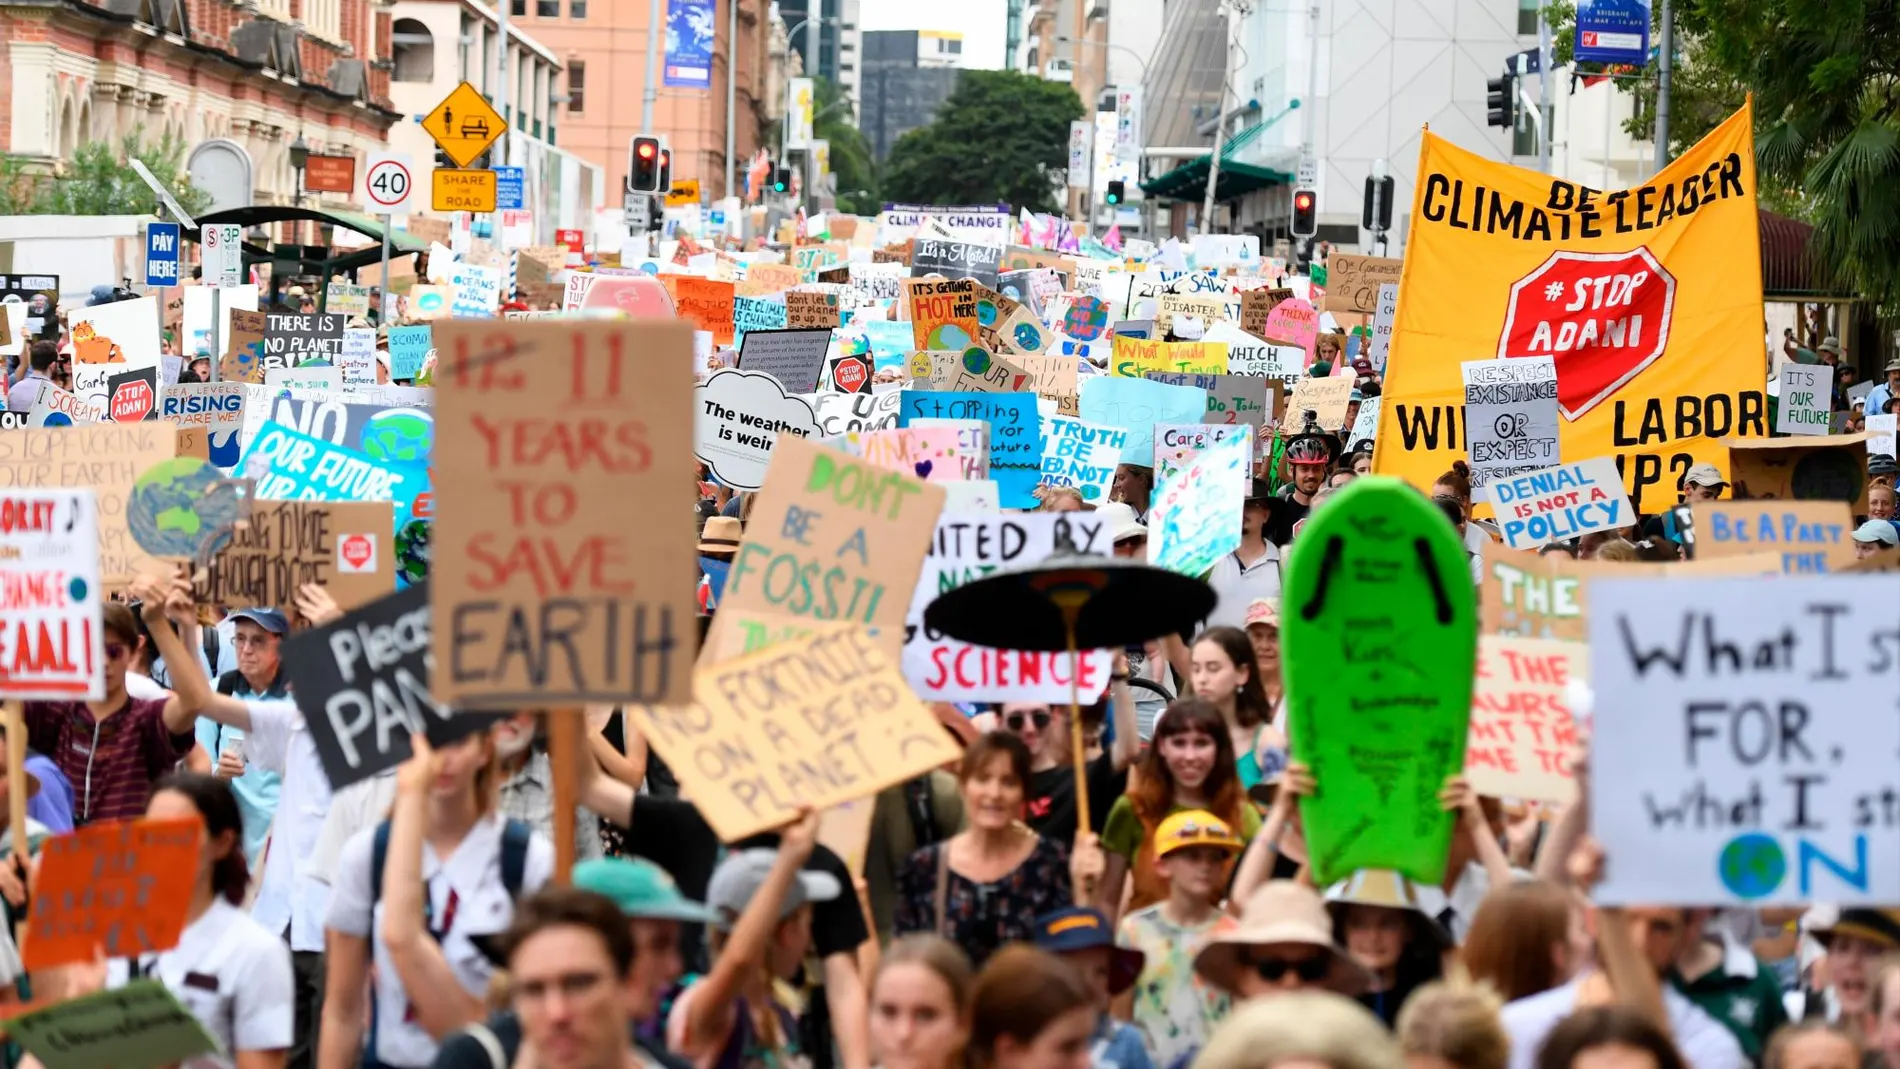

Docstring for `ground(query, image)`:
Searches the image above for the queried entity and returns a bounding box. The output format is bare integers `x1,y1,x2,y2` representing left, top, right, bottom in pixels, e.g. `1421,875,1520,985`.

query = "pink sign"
857,427,984,482
1263,297,1319,366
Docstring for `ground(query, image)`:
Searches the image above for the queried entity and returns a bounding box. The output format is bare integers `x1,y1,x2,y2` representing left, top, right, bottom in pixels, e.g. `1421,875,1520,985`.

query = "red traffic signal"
638,142,655,159
629,135,663,192
1291,187,1318,238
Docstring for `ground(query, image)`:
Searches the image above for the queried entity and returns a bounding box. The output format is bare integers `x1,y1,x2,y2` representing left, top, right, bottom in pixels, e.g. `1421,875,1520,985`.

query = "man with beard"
1264,419,1339,547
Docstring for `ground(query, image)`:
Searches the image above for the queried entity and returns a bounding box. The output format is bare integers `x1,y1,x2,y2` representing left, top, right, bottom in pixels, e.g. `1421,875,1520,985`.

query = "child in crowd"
1116,811,1242,1067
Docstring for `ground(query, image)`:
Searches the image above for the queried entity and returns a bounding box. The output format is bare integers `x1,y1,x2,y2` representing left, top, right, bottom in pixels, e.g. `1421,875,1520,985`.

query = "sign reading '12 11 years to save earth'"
431,320,699,708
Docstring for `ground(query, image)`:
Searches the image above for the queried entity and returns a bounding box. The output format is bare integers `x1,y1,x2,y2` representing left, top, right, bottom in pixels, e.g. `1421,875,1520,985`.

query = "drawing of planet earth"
926,323,974,350
396,519,432,584
360,409,435,465
127,457,250,561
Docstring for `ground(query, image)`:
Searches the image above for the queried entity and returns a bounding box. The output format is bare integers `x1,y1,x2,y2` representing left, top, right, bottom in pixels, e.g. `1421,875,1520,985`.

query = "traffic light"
1362,174,1395,232
772,167,791,194
1487,74,1516,129
1105,180,1124,206
629,135,662,192
1291,188,1317,238
657,148,672,197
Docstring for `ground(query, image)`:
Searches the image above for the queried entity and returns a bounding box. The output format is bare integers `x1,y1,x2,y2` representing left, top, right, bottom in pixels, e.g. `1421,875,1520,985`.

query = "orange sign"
23,817,201,970
674,277,736,347
302,154,358,195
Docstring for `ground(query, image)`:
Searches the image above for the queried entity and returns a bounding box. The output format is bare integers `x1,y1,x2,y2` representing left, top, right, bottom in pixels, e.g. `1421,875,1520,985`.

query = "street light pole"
1655,0,1674,172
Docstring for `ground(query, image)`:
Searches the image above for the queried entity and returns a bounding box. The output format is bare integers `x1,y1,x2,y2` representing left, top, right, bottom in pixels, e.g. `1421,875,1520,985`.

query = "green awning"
1139,120,1295,202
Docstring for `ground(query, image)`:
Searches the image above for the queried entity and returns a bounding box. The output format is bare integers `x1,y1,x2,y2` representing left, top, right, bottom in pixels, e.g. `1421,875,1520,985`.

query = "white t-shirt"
108,898,295,1069
1204,545,1284,630
243,700,332,953
324,812,555,1068
1501,977,1747,1069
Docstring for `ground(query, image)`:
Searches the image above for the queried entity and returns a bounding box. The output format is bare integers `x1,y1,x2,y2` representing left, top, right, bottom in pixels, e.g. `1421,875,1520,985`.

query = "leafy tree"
0,129,212,217
881,70,1082,213
811,76,879,216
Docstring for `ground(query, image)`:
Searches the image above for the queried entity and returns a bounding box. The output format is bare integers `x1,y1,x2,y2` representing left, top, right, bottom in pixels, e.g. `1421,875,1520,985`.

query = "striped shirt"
23,698,194,825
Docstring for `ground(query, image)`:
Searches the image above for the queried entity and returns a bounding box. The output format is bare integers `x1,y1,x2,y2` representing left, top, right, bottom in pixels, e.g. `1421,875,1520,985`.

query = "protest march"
0,93,1892,1069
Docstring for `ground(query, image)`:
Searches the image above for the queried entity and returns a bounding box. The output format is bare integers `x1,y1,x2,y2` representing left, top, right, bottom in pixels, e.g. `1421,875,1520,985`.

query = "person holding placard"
110,772,296,1069
1004,661,1140,844
1323,872,1450,1027
24,575,210,826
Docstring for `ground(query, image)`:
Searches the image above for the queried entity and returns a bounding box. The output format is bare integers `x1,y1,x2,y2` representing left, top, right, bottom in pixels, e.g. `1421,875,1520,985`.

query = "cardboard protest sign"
203,500,394,624
786,289,841,329
220,309,268,384
0,490,103,699
1240,288,1287,338
1110,337,1227,378
1079,376,1208,467
1149,430,1248,577
283,584,508,788
1721,432,1871,512
1777,363,1834,436
1466,636,1584,803
25,384,93,428
242,421,427,509
1590,575,1900,904
737,328,835,394
1319,254,1403,313
1492,458,1633,551
6,981,217,1069
1154,423,1251,484
739,263,802,295
907,278,980,351
1282,478,1476,886
1376,106,1764,515
1286,374,1354,431
69,297,161,418
339,327,379,385
733,296,790,342
105,366,159,423
1263,298,1318,361
1157,292,1239,335
1481,541,1786,642
675,277,737,346
900,391,1041,509
629,624,962,841
904,420,991,481
432,320,697,708
904,514,1116,701
262,312,344,370
709,436,944,661
1016,354,1081,416
1462,356,1559,501
24,817,200,969
943,349,1030,394
695,368,822,491
0,423,178,586
1143,372,1272,431
1368,283,1398,372
1691,500,1854,573
449,262,503,318
911,237,1003,287
805,390,901,437
1868,414,1897,456
326,281,371,317
1039,415,1126,503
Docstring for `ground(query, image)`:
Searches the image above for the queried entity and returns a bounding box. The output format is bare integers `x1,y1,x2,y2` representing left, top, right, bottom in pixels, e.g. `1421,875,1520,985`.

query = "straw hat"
697,516,742,555
1194,880,1372,996
1322,869,1452,950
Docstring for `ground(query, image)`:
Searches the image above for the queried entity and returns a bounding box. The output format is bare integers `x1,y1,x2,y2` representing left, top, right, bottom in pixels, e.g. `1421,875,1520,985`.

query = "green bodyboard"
1280,476,1478,887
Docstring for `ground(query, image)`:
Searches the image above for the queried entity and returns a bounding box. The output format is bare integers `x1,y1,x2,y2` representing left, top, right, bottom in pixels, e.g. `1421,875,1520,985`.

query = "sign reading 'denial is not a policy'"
1492,457,1633,551
432,320,699,708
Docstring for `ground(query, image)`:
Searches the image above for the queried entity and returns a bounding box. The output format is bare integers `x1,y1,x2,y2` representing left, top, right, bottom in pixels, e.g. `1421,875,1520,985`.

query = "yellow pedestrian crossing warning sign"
424,82,506,168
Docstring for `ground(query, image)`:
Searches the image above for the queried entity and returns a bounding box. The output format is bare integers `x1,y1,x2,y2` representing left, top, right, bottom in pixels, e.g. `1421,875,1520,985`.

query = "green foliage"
0,129,212,217
810,76,879,216
881,70,1083,213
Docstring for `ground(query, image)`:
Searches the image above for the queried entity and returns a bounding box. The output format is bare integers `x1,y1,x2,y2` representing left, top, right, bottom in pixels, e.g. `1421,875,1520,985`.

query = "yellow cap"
1154,809,1243,859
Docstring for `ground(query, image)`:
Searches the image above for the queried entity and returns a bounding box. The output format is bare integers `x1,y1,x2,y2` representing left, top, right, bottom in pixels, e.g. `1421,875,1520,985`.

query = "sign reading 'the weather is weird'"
431,320,698,708
1375,103,1765,513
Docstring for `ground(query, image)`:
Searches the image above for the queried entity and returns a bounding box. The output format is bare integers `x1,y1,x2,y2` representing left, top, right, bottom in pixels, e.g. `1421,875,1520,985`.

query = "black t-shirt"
1265,493,1311,547
430,1011,690,1069
1024,752,1125,844
601,712,682,798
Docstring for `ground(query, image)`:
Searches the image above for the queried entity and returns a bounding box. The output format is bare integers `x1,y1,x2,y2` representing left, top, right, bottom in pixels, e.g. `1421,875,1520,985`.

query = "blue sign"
387,325,433,380
495,166,525,210
899,390,1043,510
662,0,715,88
144,222,181,287
1574,0,1650,65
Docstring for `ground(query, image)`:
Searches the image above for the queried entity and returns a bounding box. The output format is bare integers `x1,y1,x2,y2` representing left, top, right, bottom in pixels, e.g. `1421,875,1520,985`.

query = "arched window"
392,19,434,83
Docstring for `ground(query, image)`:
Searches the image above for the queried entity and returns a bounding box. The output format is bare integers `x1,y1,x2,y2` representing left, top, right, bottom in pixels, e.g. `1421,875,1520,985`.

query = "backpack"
368,817,533,938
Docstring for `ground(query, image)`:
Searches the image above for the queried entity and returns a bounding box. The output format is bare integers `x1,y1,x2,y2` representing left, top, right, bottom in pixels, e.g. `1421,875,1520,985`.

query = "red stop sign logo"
110,379,153,422
340,533,376,571
1496,247,1676,420
831,354,870,394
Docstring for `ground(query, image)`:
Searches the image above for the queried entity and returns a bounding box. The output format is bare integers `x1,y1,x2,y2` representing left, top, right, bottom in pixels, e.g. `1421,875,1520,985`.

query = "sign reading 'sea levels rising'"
1375,103,1764,514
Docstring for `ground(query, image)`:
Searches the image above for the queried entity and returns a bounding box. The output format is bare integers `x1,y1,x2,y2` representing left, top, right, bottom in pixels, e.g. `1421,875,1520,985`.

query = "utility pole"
1537,1,1551,174
642,0,660,132
1654,0,1673,172
724,0,738,200
495,0,509,168
1203,0,1251,234
806,6,821,212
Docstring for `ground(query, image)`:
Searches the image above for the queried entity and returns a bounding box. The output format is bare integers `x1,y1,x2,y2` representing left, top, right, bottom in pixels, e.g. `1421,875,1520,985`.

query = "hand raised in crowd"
396,732,441,797
293,582,344,627
0,850,33,910
1438,773,1482,820
780,804,821,865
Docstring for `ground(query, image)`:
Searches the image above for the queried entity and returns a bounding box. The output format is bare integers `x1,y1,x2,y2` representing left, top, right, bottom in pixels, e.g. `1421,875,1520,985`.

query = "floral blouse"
892,834,1072,968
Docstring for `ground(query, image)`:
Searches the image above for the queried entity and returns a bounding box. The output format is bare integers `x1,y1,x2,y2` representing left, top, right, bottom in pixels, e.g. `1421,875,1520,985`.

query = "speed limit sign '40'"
362,153,414,214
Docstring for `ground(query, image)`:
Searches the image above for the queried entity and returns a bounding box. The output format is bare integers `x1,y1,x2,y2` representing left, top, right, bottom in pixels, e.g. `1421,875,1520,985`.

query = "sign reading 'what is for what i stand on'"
431,320,700,709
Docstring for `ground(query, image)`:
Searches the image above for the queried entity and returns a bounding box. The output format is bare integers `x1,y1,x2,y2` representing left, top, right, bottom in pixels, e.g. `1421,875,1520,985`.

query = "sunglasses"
104,643,127,661
1005,710,1053,732
1250,955,1330,984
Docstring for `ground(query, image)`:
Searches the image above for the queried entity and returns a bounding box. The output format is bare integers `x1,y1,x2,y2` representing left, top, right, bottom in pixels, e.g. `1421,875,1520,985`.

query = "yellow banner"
1373,103,1766,513
1110,337,1228,378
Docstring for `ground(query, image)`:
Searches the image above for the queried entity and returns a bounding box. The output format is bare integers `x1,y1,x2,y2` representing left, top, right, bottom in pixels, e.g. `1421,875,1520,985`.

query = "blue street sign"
495,166,525,210
144,222,181,287
1575,0,1651,65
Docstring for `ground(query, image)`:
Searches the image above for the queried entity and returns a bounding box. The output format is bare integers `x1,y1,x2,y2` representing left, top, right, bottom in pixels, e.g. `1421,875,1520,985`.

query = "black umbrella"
923,516,1215,834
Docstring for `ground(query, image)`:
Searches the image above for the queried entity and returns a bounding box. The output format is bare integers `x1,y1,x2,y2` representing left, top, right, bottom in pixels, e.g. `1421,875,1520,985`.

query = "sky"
856,0,1008,71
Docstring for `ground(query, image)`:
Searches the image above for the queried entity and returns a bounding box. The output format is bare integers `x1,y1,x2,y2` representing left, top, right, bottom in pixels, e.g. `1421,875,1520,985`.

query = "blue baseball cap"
1032,907,1144,994
226,607,289,635
574,857,716,922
